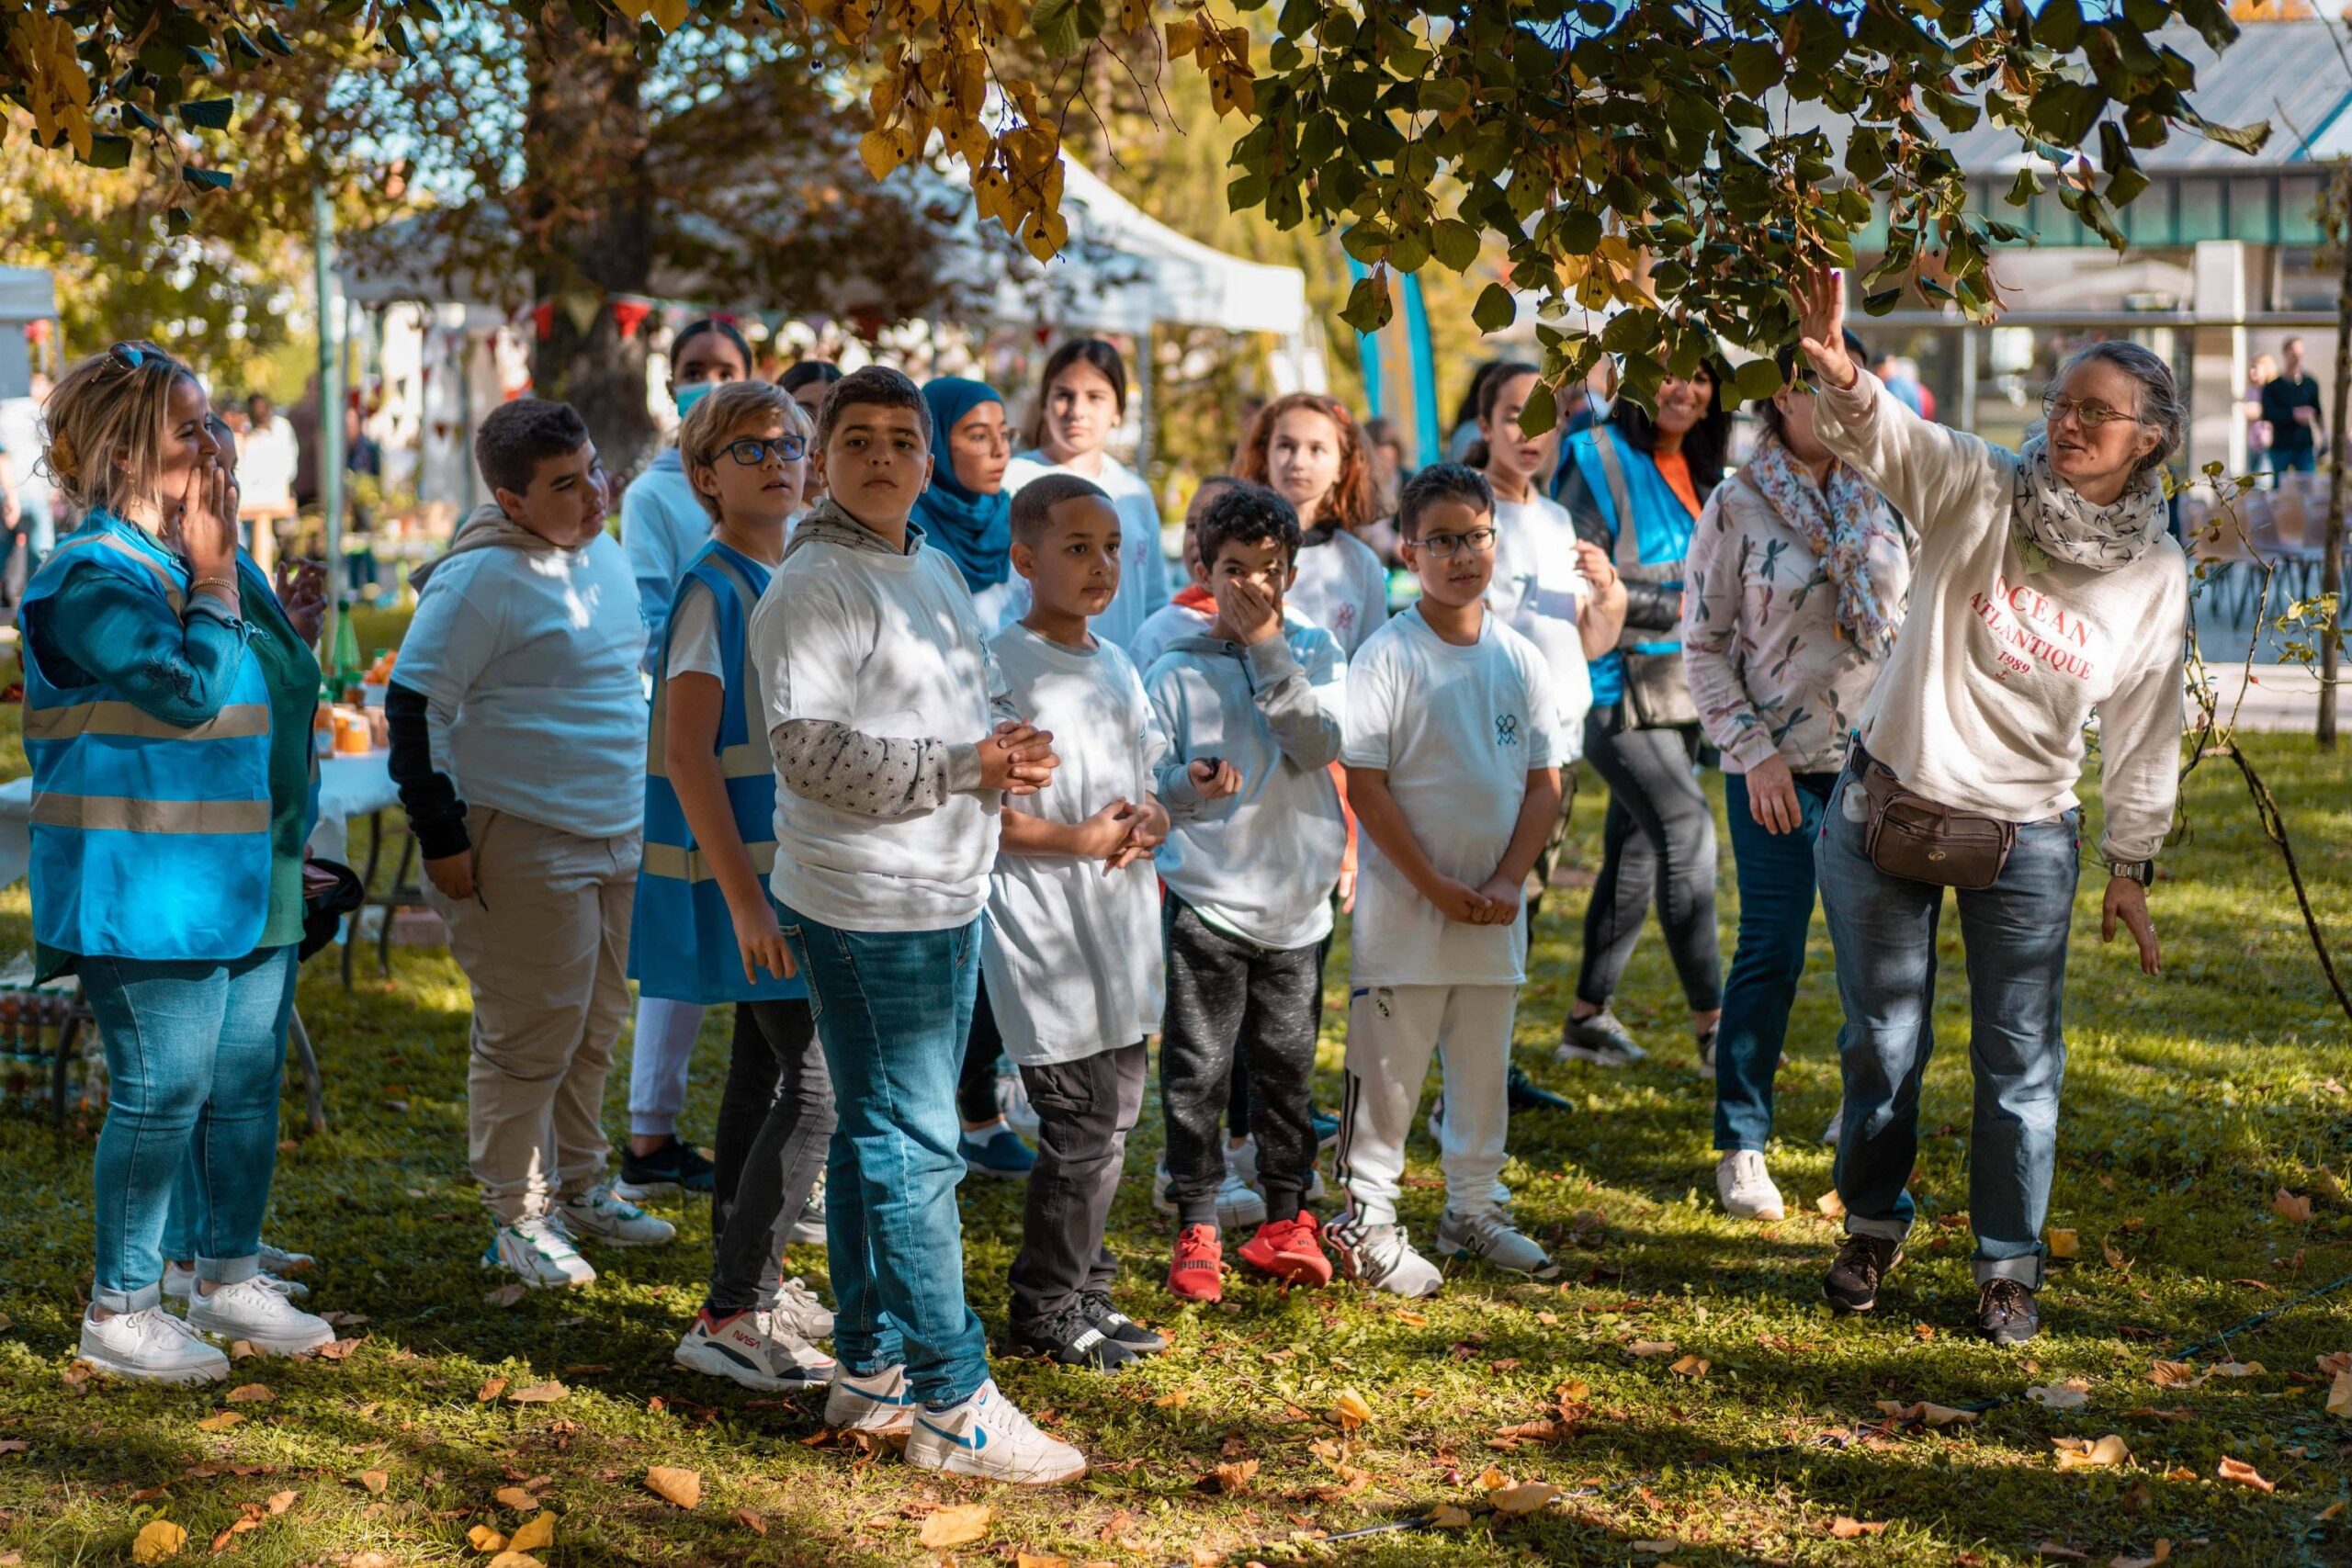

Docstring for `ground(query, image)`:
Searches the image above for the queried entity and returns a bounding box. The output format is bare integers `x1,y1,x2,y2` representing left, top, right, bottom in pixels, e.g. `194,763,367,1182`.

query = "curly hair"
1195,480,1304,577
1232,392,1375,533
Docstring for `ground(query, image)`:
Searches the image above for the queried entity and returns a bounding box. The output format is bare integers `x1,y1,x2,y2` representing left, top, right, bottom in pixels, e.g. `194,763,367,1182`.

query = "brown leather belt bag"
1853,744,2015,890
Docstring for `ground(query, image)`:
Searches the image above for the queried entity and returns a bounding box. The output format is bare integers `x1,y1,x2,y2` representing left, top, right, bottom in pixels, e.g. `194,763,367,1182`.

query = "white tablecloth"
0,750,404,890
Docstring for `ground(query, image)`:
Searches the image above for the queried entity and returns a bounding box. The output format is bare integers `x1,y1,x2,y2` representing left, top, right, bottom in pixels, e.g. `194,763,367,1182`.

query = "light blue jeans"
83,946,300,1311
1713,770,1839,1152
1815,766,2081,1288
777,902,991,1406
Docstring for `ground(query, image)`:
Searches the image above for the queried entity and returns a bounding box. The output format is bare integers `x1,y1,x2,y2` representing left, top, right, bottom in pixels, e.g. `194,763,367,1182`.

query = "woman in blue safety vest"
21,344,339,1383
628,378,838,1392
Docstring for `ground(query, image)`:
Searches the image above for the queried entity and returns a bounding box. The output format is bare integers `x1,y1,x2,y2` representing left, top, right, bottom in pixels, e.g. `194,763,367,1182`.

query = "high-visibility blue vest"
20,514,275,960
628,540,806,1003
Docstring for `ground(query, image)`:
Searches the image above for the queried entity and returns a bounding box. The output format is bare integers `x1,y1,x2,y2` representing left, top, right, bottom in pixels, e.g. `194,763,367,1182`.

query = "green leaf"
1559,209,1601,255
1473,281,1517,335
1732,356,1786,403
1728,39,1781,97
1861,287,1902,315
184,166,235,191
1516,379,1557,438
179,96,234,130
165,207,193,235
1419,78,1468,114
1340,222,1392,265
1340,272,1394,335
2005,166,2044,208
1430,219,1480,273
85,135,133,171
1226,172,1270,211
1032,0,1081,59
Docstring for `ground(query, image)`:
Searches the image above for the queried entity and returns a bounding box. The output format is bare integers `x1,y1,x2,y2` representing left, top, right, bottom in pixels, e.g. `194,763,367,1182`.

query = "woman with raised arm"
1795,269,2183,1347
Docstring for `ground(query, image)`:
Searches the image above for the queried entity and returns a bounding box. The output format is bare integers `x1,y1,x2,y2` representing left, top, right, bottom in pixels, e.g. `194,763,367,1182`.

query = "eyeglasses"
1414,525,1498,558
2041,393,2143,430
722,435,808,466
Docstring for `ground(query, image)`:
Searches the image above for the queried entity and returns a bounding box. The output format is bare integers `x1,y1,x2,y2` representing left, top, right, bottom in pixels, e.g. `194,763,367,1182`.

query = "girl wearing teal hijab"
914,378,1014,596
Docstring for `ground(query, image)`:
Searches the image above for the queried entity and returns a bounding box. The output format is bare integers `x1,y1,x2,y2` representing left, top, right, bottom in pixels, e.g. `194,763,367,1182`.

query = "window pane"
2177,178,2225,243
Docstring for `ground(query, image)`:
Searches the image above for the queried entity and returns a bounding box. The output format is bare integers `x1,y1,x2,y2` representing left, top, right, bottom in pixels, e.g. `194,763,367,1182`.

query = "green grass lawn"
2,724,2350,1567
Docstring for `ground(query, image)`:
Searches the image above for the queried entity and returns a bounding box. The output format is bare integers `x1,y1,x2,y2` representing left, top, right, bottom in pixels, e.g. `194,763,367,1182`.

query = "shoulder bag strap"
1592,431,1642,572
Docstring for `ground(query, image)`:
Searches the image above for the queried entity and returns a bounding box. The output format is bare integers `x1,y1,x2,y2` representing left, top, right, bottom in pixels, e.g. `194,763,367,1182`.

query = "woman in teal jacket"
22,344,334,1382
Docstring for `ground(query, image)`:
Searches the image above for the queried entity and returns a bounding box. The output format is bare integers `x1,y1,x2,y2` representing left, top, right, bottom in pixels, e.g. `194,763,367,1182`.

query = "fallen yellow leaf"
2052,1434,2132,1471
2111,1540,2172,1568
505,1380,566,1404
733,1506,768,1535
195,1412,243,1431
1151,1388,1190,1408
351,1552,400,1568
1816,1189,1845,1218
2048,1228,2081,1259
1488,1482,1562,1516
1331,1389,1373,1431
2217,1456,2275,1492
1830,1517,1888,1538
2030,1379,2093,1410
131,1519,187,1564
2275,1189,2314,1224
493,1486,537,1511
1396,1310,1428,1326
2317,1499,2347,1521
356,1469,388,1495
1876,1400,1977,1427
1475,1465,1510,1490
2148,1359,2199,1388
919,1502,995,1549
1015,1553,1068,1568
2329,1369,2352,1418
468,1526,508,1552
1626,1340,1678,1358
1210,1458,1259,1495
1668,1354,1710,1378
1428,1503,1475,1529
486,1554,545,1568
264,1491,295,1515
228,1340,258,1361
506,1510,556,1552
1631,1541,1679,1554
224,1383,274,1403
645,1466,701,1509
477,1377,508,1403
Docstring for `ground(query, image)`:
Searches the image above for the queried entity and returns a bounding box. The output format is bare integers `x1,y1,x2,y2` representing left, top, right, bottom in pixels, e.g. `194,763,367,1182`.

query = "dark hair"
1610,359,1734,487
1396,462,1493,542
782,359,843,396
815,365,931,453
475,397,592,498
1451,360,1508,437
1195,481,1304,576
1010,472,1112,545
1233,392,1375,532
1758,332,1869,445
1033,338,1128,443
1461,359,1540,471
671,317,752,378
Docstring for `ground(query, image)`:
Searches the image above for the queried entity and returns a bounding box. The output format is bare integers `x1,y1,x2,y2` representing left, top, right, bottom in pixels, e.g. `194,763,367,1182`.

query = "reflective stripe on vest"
40,528,187,615
24,700,271,743
639,838,779,884
30,794,273,834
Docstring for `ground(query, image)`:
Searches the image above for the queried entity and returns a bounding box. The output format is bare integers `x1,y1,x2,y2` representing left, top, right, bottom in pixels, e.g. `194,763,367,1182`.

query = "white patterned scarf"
1746,434,1907,658
2010,435,2165,573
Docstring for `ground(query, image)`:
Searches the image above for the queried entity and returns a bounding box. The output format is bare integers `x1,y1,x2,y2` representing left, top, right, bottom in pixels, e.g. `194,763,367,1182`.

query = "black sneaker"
1822,1233,1904,1314
1976,1278,2041,1347
1080,1291,1168,1356
1010,1304,1139,1371
1695,1025,1718,1081
614,1136,716,1201
1506,1063,1574,1113
1555,1007,1647,1067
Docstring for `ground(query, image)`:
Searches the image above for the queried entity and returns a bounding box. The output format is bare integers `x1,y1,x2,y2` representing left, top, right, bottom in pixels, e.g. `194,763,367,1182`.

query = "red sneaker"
1168,1224,1224,1303
1238,1213,1333,1287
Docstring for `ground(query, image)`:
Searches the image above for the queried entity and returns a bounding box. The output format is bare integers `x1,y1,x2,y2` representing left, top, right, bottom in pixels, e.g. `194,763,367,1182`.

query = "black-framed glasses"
1416,525,1498,558
2041,392,2141,430
723,434,808,466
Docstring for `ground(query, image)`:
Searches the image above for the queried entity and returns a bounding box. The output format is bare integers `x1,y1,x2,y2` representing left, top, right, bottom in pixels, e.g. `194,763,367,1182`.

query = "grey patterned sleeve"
773,717,958,817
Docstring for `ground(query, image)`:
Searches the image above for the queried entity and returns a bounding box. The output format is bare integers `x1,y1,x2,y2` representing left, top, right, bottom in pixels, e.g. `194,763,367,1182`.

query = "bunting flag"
612,299,651,341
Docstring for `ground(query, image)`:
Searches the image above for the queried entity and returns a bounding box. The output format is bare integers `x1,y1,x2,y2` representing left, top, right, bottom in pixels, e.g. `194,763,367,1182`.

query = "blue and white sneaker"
481,1216,596,1289
906,1378,1088,1484
960,1121,1035,1179
823,1361,918,1438
553,1183,677,1247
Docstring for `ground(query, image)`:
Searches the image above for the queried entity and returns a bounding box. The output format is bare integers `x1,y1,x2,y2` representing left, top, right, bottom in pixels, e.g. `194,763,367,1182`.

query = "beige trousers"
431,807,639,1224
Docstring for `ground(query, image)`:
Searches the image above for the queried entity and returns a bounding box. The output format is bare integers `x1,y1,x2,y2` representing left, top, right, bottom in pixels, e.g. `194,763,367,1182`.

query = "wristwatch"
2108,859,2154,886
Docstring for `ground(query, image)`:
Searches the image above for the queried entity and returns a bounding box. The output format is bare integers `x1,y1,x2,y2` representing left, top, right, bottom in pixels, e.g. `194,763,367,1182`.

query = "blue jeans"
1713,769,1838,1152
777,903,990,1406
83,946,300,1311
1815,767,2080,1287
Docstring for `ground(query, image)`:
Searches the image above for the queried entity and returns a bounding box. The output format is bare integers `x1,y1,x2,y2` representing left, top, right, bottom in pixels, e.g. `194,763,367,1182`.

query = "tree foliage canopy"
0,0,2267,420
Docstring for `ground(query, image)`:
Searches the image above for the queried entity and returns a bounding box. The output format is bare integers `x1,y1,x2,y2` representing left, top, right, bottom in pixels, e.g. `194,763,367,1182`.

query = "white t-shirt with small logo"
1340,606,1559,987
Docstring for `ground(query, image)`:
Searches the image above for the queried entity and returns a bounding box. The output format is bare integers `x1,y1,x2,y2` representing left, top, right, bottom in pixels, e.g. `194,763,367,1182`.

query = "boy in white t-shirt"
746,367,1084,1486
1329,464,1566,1295
985,474,1236,1371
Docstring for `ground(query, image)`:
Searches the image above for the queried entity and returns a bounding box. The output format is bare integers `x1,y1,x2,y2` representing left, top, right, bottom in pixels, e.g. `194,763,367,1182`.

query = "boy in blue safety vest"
745,365,1085,1485
387,398,672,1290
630,379,839,1390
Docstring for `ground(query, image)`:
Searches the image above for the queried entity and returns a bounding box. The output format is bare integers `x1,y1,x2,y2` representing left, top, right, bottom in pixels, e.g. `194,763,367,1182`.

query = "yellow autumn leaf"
1331,1389,1374,1431
2275,1188,2314,1224
2052,1434,2131,1470
2218,1456,2275,1492
224,1383,274,1403
506,1510,556,1552
1396,1310,1428,1326
1016,1553,1069,1568
131,1519,187,1564
1815,1189,1846,1218
2029,1379,2093,1410
477,1377,508,1403
356,1469,388,1495
2149,1359,2199,1387
645,1466,701,1509
919,1502,995,1549
649,0,689,30
2329,1369,2352,1417
504,1381,566,1404
733,1506,768,1535
1489,1482,1562,1516
2316,1498,2347,1521
1152,1388,1190,1408
468,1526,508,1552
264,1492,296,1515
1668,1354,1710,1378
1022,208,1070,262
859,128,907,183
493,1485,537,1511
1119,0,1148,30
486,1554,545,1568
1429,1503,1475,1529
1165,17,1202,58
2048,1228,2080,1258
1627,1340,1678,1358
195,1412,243,1431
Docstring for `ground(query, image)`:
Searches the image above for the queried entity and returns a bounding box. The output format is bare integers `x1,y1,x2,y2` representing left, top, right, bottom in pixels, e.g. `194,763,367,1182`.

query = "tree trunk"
521,6,656,479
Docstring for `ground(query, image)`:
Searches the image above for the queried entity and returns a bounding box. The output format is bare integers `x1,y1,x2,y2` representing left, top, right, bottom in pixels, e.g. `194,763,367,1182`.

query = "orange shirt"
1653,449,1702,517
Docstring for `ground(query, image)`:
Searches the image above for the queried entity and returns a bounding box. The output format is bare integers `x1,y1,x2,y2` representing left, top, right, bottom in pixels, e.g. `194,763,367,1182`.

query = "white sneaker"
906,1379,1088,1485
789,1173,827,1247
186,1277,336,1356
824,1361,917,1438
674,1309,832,1391
553,1184,677,1247
1435,1208,1560,1280
1328,1213,1442,1298
258,1243,316,1276
997,1072,1041,1139
1715,1149,1787,1221
762,1277,834,1341
1150,1156,1269,1231
1228,1136,1326,1202
1820,1102,1846,1145
481,1217,597,1290
164,1262,308,1301
80,1307,231,1384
